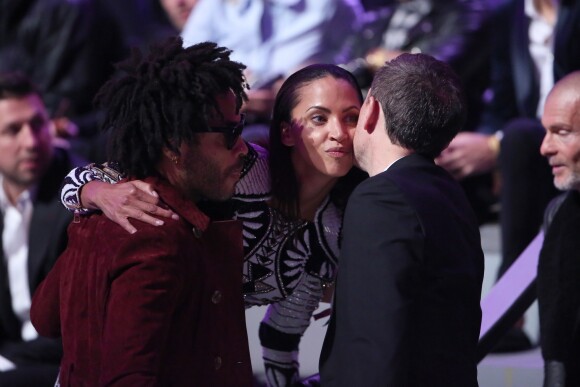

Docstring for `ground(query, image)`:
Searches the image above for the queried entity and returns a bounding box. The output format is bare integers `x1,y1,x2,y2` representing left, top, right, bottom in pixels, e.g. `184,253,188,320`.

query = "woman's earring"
170,155,179,165
280,124,294,146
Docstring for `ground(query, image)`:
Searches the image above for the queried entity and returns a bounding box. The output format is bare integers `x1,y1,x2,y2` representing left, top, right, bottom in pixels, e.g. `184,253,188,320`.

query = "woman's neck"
294,165,338,222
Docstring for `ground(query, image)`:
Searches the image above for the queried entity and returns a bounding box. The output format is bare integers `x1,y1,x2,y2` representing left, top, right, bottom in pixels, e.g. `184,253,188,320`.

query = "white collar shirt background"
525,0,558,118
181,0,363,89
381,0,432,51
0,174,39,349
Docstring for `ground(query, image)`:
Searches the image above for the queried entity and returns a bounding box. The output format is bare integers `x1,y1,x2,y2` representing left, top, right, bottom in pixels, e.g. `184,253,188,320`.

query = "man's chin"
205,187,236,202
10,172,40,188
554,174,580,191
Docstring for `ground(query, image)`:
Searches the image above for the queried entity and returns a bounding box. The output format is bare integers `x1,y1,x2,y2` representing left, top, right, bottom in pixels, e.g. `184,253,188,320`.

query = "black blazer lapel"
27,148,75,292
27,200,66,292
0,213,23,340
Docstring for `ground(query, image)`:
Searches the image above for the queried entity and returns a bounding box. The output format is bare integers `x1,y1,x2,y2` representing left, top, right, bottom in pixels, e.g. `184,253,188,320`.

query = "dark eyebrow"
548,124,572,132
1,112,45,132
343,105,361,113
306,105,360,114
31,112,47,122
306,105,331,114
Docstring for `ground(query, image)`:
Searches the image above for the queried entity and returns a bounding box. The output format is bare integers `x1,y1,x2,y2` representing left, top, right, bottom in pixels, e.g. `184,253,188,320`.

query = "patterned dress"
60,143,342,386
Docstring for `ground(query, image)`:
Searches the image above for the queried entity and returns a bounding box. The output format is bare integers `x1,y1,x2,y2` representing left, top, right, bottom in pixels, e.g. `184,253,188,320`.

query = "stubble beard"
555,170,580,192
2,157,48,194
182,154,242,202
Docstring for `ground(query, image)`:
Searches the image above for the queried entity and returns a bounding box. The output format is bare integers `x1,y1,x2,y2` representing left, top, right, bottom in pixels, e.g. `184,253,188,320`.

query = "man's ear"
280,122,294,146
361,95,380,135
162,147,180,166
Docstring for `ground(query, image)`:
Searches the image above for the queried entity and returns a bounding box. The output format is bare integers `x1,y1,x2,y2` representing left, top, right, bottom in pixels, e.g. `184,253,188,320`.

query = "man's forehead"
208,91,239,124
215,90,237,110
0,94,46,122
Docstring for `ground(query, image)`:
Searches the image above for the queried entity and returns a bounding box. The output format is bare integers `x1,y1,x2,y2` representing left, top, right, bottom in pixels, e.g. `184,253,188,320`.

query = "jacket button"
214,356,222,370
211,290,222,304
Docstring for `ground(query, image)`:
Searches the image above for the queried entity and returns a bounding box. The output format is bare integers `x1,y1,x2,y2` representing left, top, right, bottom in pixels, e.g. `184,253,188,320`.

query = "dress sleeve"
259,273,324,387
60,162,125,213
306,197,342,282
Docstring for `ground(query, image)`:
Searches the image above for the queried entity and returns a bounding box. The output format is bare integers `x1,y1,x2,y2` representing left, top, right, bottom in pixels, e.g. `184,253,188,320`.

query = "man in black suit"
341,0,497,224
319,53,484,386
0,72,81,386
537,71,580,387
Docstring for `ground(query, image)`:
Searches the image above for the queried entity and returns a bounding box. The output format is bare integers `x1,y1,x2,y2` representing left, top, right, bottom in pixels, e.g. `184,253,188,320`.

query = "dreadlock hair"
94,36,248,179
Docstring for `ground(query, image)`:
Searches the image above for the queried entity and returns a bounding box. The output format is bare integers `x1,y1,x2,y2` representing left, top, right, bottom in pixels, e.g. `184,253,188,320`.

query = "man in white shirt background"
181,0,364,135
0,72,83,386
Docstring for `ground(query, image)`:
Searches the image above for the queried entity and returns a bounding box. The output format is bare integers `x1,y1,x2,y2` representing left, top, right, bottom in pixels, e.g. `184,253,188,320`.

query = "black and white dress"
60,143,342,386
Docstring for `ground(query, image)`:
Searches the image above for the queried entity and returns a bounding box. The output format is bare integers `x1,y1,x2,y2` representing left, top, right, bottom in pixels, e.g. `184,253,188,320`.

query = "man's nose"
540,132,554,157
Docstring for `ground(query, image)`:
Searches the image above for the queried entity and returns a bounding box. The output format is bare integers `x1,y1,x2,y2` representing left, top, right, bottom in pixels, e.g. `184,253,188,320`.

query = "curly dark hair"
95,36,249,178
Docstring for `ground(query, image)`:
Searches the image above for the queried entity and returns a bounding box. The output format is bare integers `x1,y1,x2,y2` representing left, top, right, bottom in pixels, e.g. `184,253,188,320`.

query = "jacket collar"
142,176,210,233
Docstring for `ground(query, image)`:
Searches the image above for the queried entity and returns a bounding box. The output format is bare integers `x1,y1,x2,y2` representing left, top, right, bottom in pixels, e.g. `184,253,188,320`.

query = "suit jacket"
0,147,81,366
320,154,484,386
538,191,580,386
481,0,580,133
31,176,253,387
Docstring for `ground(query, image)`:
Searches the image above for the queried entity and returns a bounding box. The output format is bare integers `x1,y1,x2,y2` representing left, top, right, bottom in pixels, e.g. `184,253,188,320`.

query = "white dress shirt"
181,0,362,88
525,0,558,118
0,175,38,344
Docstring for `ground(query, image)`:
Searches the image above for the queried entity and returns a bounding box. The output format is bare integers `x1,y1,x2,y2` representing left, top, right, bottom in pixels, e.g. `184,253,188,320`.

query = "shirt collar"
525,0,559,20
383,156,405,173
142,176,211,233
0,174,37,213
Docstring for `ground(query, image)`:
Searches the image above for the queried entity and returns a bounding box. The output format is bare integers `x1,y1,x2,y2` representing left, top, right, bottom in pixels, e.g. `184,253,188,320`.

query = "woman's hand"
81,180,178,234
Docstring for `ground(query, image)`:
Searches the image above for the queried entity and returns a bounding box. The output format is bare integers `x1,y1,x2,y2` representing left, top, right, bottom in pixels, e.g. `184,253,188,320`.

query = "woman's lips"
326,147,351,158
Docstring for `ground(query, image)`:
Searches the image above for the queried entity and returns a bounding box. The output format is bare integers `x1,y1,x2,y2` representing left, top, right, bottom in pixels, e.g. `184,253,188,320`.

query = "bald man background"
537,71,580,387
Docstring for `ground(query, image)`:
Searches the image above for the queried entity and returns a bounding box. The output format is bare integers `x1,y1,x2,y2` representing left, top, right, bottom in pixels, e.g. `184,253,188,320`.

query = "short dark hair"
269,64,364,219
0,71,39,100
95,37,248,179
370,53,466,158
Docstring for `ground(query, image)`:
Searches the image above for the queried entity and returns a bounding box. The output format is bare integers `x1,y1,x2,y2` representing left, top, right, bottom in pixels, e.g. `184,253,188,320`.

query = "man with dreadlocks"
29,37,254,386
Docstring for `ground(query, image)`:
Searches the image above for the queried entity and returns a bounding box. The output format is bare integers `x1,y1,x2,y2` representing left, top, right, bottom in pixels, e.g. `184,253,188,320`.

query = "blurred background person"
180,0,364,137
102,0,199,48
159,0,198,31
484,0,580,279
340,0,497,225
0,0,126,162
0,72,84,387
440,0,580,352
537,71,580,387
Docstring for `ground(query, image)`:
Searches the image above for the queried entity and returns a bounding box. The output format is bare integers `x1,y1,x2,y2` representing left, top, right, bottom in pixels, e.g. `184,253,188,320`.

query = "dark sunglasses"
201,113,246,150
